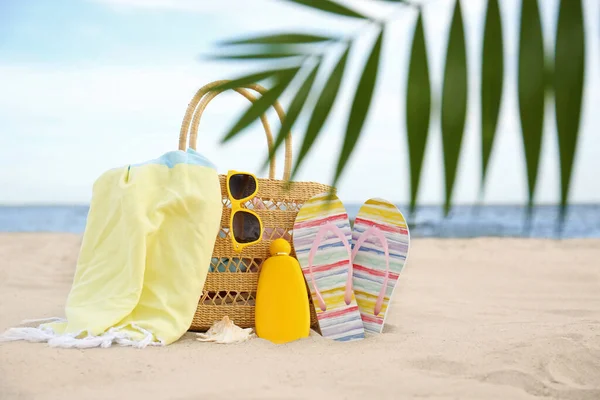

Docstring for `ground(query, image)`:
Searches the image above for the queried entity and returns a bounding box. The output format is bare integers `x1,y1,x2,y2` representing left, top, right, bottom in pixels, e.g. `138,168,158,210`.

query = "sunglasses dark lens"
232,211,261,244
229,174,257,200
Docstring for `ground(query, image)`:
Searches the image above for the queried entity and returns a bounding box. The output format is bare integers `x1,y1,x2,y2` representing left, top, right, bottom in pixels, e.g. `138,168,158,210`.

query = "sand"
0,233,599,400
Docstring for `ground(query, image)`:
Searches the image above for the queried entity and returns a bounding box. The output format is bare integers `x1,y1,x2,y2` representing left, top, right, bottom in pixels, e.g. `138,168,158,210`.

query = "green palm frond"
440,0,468,216
518,0,545,220
204,0,589,233
481,0,504,195
554,0,586,231
406,11,431,216
333,28,383,188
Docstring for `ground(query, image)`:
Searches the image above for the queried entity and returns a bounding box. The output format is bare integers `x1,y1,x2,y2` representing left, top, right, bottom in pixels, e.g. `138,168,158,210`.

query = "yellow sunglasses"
226,170,264,253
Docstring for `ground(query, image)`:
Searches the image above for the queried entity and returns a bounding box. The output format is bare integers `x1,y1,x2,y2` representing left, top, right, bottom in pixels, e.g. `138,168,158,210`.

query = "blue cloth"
132,148,217,170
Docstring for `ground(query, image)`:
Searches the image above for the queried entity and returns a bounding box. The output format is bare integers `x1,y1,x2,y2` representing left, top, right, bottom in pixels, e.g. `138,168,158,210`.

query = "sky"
0,0,598,206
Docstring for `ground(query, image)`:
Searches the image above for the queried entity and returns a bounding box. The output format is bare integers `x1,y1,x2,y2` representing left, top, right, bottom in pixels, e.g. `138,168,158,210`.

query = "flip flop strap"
351,225,390,316
307,222,354,312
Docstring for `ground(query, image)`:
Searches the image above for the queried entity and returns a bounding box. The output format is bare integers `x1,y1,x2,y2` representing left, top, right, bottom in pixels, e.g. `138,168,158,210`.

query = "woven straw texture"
179,80,334,332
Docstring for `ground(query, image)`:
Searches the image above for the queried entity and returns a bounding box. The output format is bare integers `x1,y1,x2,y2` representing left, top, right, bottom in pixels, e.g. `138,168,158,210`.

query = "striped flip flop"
351,198,410,334
293,193,365,342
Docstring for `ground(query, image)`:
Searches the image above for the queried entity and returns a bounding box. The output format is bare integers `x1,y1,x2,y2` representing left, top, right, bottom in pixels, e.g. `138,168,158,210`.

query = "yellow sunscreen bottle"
255,238,310,344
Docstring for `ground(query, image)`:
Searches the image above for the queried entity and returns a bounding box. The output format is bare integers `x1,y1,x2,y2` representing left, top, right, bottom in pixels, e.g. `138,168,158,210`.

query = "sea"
0,204,599,238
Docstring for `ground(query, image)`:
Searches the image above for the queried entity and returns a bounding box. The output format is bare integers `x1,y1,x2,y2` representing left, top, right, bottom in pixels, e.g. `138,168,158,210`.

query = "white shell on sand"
196,316,254,344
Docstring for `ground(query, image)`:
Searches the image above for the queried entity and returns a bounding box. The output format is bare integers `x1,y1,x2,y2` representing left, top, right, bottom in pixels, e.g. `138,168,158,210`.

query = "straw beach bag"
179,80,333,332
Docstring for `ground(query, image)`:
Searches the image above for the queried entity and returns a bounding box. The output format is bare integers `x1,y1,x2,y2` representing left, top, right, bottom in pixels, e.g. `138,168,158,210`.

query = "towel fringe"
0,321,164,349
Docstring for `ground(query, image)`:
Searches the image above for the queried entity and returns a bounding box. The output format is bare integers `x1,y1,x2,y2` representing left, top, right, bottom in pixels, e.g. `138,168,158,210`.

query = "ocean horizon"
1,204,598,239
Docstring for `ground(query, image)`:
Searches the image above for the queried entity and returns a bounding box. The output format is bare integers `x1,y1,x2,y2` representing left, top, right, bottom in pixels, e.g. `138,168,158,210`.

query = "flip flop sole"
351,198,410,334
293,193,365,342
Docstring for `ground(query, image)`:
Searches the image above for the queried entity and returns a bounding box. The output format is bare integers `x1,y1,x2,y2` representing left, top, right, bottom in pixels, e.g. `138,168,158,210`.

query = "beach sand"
0,233,599,400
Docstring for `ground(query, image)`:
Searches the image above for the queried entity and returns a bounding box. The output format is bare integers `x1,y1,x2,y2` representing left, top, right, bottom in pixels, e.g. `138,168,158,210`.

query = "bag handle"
192,87,277,180
179,80,293,181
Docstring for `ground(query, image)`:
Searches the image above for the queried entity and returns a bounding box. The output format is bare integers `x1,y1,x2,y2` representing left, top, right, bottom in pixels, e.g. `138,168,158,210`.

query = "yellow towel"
1,149,222,348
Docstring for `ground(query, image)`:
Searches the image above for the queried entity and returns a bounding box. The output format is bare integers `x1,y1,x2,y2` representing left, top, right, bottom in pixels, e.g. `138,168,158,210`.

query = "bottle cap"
269,238,291,256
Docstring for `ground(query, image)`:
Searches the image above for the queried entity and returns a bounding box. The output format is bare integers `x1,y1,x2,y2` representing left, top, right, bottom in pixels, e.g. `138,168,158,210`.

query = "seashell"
195,316,254,344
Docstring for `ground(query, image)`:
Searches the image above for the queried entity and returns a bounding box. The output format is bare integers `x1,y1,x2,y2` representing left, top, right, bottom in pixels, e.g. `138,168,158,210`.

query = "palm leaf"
284,0,366,19
219,33,333,46
222,69,299,142
481,0,504,194
518,0,545,217
261,63,320,172
291,45,351,179
211,67,301,92
554,0,586,229
333,28,384,187
208,49,304,60
441,0,468,215
406,12,431,216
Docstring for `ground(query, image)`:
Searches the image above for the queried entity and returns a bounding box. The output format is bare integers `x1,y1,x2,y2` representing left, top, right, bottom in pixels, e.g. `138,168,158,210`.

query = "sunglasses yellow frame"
226,170,264,253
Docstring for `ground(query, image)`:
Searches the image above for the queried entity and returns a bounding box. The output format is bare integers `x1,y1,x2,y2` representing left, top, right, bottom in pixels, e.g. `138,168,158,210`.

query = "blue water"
1,204,598,238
